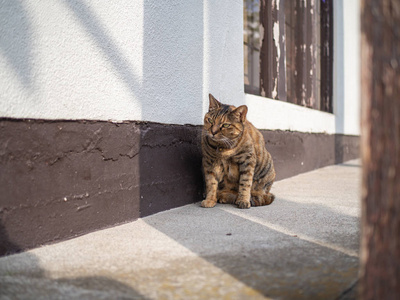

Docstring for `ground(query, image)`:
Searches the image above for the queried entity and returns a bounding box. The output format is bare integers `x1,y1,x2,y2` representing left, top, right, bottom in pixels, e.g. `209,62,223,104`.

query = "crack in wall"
0,119,359,254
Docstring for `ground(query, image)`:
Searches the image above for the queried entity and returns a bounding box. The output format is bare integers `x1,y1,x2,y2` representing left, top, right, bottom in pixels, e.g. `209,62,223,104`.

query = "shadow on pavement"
0,221,147,299
144,198,359,299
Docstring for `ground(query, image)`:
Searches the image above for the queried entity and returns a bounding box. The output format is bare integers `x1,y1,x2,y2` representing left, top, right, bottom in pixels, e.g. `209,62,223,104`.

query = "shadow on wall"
334,0,346,164
0,0,359,258
59,0,206,217
137,123,204,217
335,134,360,164
63,0,142,100
0,0,206,120
0,0,34,89
64,0,206,123
141,0,204,122
0,0,205,255
138,0,205,215
0,222,21,257
0,120,204,256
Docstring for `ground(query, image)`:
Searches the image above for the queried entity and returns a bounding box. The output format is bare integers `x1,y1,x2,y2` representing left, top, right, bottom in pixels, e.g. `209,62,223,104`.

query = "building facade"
0,0,360,254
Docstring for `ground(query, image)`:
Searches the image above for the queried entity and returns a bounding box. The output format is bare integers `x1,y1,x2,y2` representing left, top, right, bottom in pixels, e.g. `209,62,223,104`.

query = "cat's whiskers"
220,136,235,149
202,128,237,149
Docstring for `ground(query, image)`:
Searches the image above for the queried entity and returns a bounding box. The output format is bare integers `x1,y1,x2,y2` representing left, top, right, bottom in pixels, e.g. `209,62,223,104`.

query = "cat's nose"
211,126,219,136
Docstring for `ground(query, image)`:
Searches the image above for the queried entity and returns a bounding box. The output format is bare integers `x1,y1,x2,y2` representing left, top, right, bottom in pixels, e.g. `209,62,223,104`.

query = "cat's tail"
250,193,275,206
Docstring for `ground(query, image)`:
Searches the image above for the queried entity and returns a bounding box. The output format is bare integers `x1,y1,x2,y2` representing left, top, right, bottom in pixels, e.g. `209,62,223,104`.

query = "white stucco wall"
0,0,360,136
1,1,144,121
0,0,243,125
333,0,361,136
245,94,336,134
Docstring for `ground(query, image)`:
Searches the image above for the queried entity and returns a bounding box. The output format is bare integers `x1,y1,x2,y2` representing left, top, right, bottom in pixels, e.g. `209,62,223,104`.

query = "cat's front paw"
236,199,251,209
201,199,217,208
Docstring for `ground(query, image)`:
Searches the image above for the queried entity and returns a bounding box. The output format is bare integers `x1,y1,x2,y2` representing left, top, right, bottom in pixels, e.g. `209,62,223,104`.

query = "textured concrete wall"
0,119,359,255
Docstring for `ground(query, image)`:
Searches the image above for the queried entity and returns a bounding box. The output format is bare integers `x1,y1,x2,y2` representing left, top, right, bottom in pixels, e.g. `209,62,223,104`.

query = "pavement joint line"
0,159,361,299
335,279,359,300
219,206,359,258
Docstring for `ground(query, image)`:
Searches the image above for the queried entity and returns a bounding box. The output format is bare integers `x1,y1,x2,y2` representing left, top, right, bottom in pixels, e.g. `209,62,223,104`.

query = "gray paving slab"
0,160,361,299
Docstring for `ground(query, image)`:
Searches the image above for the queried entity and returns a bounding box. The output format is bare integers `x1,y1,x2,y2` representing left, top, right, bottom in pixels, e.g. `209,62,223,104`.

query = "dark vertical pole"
260,0,282,100
277,0,287,102
295,0,316,108
295,0,305,106
307,0,318,109
321,0,333,113
360,0,400,298
300,0,318,109
260,0,274,98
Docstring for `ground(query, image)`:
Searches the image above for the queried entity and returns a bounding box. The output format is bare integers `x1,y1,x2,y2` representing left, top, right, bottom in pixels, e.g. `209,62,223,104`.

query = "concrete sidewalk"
0,160,361,300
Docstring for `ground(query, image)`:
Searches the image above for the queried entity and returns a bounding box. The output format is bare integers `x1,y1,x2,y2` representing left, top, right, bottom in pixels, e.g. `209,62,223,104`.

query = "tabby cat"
201,94,275,209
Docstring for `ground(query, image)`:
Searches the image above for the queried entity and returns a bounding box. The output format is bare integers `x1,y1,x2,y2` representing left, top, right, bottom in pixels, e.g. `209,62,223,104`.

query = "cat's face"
204,94,248,147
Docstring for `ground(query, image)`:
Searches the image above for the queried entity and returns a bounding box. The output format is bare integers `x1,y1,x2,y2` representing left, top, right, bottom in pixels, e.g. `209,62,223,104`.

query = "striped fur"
201,94,276,209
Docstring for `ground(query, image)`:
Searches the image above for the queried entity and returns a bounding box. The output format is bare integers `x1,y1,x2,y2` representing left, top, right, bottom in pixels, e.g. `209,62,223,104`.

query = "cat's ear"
209,94,221,111
232,105,248,123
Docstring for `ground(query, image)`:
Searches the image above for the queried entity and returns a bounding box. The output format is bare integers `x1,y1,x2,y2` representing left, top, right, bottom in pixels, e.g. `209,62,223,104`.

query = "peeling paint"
272,20,280,99
260,0,280,99
76,204,92,212
272,78,278,99
273,21,281,62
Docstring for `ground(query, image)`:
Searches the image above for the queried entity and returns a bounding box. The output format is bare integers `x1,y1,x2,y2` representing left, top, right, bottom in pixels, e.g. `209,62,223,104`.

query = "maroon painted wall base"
0,119,359,256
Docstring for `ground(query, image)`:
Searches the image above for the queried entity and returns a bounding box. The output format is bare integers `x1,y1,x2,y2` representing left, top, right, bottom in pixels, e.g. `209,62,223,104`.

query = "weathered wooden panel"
258,0,332,112
260,0,277,98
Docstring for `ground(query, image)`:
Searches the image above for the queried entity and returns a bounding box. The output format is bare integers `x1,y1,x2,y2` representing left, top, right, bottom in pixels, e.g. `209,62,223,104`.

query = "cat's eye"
222,123,230,128
208,118,214,124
